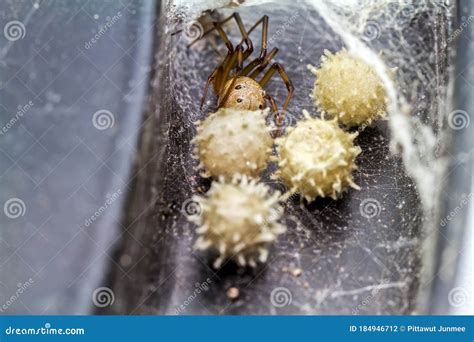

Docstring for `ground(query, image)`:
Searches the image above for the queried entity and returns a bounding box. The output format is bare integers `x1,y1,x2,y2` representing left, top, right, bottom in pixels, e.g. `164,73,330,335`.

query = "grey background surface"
0,0,155,314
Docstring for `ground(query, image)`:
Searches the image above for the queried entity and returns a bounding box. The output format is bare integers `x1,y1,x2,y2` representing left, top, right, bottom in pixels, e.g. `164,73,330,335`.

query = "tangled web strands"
155,0,456,314
166,0,454,216
305,0,453,215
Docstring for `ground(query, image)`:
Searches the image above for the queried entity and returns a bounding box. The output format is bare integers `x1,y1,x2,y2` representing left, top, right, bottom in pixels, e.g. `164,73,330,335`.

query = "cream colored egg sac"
192,108,273,181
188,175,285,269
275,110,362,201
308,49,389,128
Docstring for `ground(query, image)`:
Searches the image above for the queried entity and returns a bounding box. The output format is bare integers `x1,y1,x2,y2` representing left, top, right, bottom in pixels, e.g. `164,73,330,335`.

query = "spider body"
191,13,294,122
221,76,265,111
190,13,294,180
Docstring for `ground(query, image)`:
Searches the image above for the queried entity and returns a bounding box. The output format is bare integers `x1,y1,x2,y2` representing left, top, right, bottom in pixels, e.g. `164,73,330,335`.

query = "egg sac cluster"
187,46,385,269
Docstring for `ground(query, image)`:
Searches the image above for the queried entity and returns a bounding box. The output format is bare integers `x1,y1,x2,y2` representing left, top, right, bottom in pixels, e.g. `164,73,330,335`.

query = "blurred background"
0,0,472,315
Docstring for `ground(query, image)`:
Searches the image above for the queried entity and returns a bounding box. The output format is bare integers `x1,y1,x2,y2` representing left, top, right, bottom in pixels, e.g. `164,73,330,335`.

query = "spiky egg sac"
275,111,361,201
193,108,272,181
309,49,387,127
189,176,285,268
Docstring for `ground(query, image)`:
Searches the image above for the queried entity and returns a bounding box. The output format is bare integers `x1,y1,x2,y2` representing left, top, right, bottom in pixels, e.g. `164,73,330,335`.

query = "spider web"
165,0,454,212
154,0,454,314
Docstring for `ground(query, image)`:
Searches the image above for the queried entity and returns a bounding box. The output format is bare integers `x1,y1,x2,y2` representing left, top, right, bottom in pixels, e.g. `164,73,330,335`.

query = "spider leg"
197,13,254,108
200,66,221,109
187,14,233,47
217,45,248,107
218,14,254,75
188,13,252,53
201,44,244,110
264,93,278,114
239,47,278,77
247,47,278,78
218,76,239,108
211,22,236,94
200,50,233,109
236,15,271,76
218,45,241,92
233,13,253,54
200,19,238,109
259,63,294,114
240,15,268,60
265,93,286,137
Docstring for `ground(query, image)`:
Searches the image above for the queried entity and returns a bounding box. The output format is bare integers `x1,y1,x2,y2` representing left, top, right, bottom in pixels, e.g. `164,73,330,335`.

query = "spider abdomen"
220,76,266,111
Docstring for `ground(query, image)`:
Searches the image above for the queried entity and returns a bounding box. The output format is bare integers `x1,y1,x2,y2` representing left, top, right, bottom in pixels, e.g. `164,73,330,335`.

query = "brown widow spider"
189,13,294,127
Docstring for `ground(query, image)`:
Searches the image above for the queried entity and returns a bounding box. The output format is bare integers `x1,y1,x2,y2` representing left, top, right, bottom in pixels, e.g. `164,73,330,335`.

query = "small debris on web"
226,287,240,300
